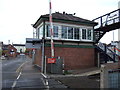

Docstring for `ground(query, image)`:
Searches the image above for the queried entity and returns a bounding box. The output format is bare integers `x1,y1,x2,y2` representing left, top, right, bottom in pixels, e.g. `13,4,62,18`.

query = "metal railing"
93,9,120,29
97,42,119,62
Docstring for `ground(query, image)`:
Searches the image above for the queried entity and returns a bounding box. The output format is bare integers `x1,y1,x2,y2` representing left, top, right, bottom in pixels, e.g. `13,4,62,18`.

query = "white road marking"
12,72,22,88
41,73,49,89
16,61,28,73
17,72,21,80
11,81,17,88
41,73,47,78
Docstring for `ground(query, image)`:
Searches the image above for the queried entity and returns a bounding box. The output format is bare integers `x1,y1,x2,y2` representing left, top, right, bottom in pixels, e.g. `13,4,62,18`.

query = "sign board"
47,58,56,64
26,38,41,49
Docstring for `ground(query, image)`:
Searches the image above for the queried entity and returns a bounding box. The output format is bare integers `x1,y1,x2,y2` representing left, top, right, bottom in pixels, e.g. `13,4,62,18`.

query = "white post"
49,0,54,58
44,56,47,75
41,39,44,73
100,65,108,88
97,53,100,68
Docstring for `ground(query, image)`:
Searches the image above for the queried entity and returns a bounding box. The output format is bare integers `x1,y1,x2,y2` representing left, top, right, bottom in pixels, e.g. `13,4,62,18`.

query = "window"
47,25,50,37
74,28,79,40
68,27,73,39
36,29,39,39
53,26,58,38
61,26,67,39
46,25,59,38
46,24,93,41
82,29,87,39
39,26,43,39
82,28,92,40
87,29,92,40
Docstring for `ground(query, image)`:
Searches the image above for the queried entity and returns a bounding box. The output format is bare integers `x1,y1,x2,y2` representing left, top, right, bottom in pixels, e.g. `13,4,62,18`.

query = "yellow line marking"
16,61,27,73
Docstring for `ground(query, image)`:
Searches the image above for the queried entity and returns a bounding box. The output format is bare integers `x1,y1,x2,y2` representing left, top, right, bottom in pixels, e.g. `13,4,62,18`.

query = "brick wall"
34,49,42,66
45,46,95,70
34,45,95,70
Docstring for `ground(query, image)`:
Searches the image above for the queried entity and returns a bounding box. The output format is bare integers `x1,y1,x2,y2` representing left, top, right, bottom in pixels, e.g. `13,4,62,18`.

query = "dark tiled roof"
13,44,25,46
33,12,97,28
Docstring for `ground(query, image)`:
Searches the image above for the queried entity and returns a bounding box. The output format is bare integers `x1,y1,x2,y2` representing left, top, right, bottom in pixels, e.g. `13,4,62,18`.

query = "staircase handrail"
97,42,120,62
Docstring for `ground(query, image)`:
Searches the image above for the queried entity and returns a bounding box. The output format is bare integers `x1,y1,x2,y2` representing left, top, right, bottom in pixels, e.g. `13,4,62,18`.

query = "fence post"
100,65,108,88
97,52,100,68
104,44,108,63
113,45,116,62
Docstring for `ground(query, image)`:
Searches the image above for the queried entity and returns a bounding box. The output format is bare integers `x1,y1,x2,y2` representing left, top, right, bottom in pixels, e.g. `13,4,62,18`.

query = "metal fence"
47,57,63,74
108,69,120,88
100,64,120,88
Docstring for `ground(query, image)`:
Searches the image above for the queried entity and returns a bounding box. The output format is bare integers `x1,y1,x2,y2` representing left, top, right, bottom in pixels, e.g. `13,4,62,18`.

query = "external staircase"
93,9,120,63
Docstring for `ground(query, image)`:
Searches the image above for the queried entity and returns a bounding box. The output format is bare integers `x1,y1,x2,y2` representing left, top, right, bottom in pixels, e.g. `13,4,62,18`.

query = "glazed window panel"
87,29,92,40
53,26,58,38
68,27,73,39
74,28,79,40
61,26,67,39
39,26,43,39
82,29,87,39
46,25,50,37
36,29,39,39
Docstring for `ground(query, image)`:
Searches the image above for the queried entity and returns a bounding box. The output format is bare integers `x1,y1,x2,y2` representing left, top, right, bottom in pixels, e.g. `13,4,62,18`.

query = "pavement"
17,57,101,89
48,67,100,88
12,57,67,89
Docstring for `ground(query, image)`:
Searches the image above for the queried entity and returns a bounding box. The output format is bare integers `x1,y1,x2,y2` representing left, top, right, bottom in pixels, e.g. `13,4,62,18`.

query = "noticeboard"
47,58,56,64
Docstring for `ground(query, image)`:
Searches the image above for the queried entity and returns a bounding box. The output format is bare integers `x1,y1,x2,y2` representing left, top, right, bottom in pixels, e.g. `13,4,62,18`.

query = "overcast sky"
0,0,119,44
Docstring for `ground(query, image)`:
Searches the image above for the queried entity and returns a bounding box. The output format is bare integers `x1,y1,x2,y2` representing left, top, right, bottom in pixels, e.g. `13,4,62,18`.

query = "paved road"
1,55,66,90
2,55,28,88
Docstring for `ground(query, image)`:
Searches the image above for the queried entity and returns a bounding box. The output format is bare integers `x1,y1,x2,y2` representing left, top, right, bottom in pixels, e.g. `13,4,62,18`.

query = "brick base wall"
45,46,95,70
34,46,95,70
34,49,42,66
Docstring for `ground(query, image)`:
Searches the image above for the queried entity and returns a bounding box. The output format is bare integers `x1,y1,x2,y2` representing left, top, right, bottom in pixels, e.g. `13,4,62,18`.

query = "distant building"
13,44,26,53
32,12,97,71
2,44,17,58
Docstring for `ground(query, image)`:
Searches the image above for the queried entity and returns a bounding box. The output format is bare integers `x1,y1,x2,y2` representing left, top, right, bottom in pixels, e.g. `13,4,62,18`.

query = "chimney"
63,11,65,14
55,12,59,14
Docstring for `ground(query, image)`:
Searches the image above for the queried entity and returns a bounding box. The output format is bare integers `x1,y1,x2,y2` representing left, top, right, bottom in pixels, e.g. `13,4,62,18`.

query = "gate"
47,57,63,74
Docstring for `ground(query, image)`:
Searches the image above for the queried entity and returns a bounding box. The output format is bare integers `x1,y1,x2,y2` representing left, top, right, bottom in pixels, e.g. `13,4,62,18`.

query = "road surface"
1,55,66,89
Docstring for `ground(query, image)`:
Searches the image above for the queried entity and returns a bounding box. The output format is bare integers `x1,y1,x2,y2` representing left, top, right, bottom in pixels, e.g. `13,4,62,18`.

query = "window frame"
53,26,59,38
45,23,93,42
61,26,68,39
81,28,93,41
38,26,43,39
46,25,59,39
74,27,80,40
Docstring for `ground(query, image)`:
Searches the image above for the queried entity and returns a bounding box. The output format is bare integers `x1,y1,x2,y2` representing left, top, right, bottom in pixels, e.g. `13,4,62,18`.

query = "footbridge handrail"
93,9,120,29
